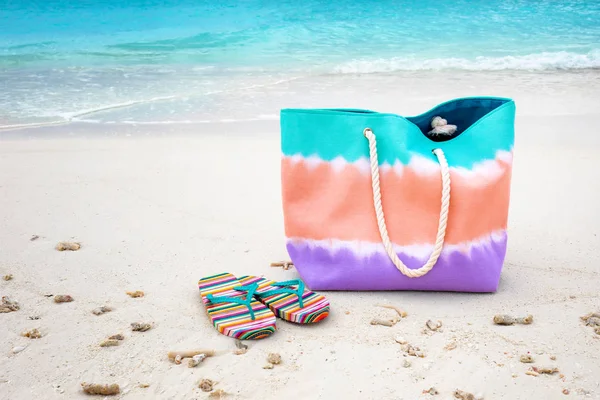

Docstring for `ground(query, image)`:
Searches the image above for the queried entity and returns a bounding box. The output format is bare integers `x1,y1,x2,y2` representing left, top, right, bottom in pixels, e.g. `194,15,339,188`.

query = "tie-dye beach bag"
279,97,515,292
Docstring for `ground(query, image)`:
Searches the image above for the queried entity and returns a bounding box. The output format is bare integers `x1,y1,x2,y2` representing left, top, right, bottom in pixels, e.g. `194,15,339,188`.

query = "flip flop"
235,276,330,324
198,272,277,340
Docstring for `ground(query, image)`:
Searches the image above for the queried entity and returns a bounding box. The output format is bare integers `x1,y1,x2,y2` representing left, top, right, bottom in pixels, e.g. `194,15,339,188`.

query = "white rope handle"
363,128,451,278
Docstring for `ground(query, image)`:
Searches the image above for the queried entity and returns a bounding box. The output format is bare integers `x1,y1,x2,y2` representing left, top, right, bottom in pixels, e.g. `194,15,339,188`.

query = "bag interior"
407,97,510,142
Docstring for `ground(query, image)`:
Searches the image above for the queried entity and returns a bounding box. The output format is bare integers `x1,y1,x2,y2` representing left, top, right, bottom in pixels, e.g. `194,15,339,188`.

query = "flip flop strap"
254,279,306,308
206,283,259,320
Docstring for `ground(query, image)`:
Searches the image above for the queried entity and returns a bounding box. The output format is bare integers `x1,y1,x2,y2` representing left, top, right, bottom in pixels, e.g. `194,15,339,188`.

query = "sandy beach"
1,71,600,400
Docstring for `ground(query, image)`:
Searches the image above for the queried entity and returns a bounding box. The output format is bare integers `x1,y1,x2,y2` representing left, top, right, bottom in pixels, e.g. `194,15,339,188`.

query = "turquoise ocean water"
1,0,599,128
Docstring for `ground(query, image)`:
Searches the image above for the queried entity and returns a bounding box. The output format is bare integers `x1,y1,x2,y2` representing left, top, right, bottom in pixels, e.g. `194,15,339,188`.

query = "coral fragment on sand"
99,339,119,347
92,306,113,315
401,343,425,358
581,312,600,327
534,366,559,375
0,296,20,313
209,389,228,399
54,295,73,303
267,353,281,365
426,320,443,331
56,242,81,251
139,383,150,388
270,261,294,270
108,334,124,340
581,312,600,335
81,382,120,396
394,336,408,345
126,290,144,298
263,363,274,370
167,349,215,363
453,390,476,400
376,304,408,318
21,329,42,339
198,379,214,392
445,342,458,351
424,387,439,395
520,355,534,363
370,318,397,327
585,317,600,327
580,312,600,321
493,314,533,325
188,354,207,368
3,274,13,281
131,322,152,332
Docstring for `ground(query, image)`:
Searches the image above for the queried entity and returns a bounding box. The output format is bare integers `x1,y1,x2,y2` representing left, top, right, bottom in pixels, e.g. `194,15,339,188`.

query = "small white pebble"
12,346,26,354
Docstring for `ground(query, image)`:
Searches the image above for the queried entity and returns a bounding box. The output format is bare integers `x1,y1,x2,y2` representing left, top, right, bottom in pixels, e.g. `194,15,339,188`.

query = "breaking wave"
333,51,600,73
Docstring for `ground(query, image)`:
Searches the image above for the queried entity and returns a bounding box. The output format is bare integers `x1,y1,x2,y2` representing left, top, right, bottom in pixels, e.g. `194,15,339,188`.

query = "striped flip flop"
236,276,330,324
198,273,277,340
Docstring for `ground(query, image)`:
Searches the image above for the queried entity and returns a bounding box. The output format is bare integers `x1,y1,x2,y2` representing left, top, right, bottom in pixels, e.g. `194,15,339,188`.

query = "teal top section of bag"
280,97,515,169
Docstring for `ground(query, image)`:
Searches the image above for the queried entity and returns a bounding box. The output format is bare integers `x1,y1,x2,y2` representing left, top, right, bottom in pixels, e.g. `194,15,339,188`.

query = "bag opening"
407,97,511,142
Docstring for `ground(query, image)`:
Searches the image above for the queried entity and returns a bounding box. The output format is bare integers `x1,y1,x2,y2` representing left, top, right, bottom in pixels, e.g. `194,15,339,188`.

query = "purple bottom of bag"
286,232,508,292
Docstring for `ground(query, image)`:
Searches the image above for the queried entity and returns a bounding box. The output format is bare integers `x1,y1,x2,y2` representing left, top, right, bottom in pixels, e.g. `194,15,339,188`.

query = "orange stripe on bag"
281,156,511,246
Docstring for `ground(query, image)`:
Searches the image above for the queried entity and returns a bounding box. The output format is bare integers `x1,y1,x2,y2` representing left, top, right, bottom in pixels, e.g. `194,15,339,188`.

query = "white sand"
1,82,600,399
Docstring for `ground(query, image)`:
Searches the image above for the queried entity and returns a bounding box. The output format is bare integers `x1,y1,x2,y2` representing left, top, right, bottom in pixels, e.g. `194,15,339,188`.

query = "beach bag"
279,97,515,292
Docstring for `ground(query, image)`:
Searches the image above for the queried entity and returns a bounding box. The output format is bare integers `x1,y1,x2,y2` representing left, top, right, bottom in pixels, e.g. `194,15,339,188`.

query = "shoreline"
2,69,600,135
2,113,598,149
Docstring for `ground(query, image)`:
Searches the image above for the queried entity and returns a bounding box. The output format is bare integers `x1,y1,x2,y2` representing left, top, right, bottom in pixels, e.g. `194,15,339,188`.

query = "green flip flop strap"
248,279,306,308
206,283,259,320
